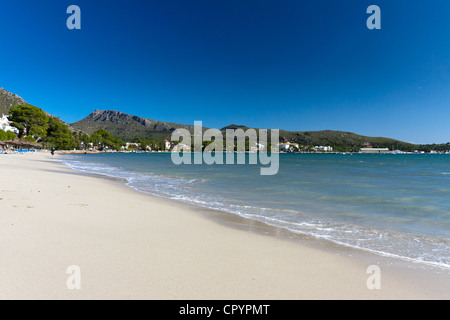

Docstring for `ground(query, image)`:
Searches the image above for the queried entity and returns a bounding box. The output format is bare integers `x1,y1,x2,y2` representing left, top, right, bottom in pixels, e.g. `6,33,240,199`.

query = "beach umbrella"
4,139,20,146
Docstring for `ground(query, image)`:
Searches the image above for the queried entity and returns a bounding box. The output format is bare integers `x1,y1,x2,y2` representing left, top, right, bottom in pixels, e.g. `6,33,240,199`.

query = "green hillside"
71,110,206,141
0,88,76,132
71,110,427,152
278,129,416,152
219,125,416,152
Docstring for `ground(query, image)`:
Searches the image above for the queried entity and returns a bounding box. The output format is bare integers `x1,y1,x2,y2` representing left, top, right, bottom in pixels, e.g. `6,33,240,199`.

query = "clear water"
62,153,450,268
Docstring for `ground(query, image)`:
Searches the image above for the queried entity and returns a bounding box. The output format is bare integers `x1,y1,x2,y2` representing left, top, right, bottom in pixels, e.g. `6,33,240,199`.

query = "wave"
62,156,450,270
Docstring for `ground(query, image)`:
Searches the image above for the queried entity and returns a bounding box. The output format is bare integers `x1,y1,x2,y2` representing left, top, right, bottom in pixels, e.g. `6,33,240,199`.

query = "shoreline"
1,152,449,299
61,152,450,272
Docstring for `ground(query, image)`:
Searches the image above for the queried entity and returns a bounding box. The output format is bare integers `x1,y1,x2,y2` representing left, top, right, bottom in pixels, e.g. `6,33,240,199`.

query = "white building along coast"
0,114,19,135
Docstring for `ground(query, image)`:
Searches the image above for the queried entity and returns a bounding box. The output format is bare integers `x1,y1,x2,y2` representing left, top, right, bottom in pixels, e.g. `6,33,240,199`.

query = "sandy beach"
0,152,449,300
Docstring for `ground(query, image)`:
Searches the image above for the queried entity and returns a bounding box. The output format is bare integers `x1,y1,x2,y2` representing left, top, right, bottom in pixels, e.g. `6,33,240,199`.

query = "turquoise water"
63,153,450,268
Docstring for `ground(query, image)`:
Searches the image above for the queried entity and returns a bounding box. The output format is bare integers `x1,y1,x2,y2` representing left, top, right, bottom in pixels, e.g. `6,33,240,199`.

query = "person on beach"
51,148,55,157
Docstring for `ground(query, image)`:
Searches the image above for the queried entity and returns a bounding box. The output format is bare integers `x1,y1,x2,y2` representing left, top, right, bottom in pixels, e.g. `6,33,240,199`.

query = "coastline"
0,152,449,299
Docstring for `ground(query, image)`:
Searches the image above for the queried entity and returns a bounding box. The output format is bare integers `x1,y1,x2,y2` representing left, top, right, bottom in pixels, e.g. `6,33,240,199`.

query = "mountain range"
1,88,448,151
71,110,419,151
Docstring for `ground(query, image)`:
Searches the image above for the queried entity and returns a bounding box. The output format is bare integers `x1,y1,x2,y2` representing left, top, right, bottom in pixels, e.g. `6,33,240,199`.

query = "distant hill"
71,110,205,141
277,129,416,151
0,88,76,131
219,126,416,152
0,88,29,115
71,110,420,151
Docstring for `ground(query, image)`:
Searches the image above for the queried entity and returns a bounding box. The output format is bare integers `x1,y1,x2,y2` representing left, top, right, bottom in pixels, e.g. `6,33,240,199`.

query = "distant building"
122,142,141,151
164,140,172,150
172,143,191,152
314,146,333,152
250,143,266,153
278,142,299,152
359,148,390,154
256,143,266,151
0,114,19,135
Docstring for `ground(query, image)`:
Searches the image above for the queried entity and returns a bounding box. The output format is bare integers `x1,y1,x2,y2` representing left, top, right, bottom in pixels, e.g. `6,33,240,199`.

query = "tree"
76,132,92,149
0,129,17,141
45,117,77,150
132,138,159,151
90,129,124,151
9,105,49,140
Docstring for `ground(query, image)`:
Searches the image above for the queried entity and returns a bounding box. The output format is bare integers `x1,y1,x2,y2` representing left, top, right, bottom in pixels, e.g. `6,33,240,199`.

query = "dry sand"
0,152,449,299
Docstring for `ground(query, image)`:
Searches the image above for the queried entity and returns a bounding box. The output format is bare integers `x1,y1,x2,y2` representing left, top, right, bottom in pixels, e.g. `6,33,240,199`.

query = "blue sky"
1,0,449,144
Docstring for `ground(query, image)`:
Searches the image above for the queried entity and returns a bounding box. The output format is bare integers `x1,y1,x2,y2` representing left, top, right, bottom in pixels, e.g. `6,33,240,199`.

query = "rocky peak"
0,88,29,115
88,110,156,127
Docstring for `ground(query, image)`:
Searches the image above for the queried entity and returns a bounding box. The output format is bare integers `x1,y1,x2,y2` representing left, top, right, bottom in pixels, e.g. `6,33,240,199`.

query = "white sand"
0,152,449,299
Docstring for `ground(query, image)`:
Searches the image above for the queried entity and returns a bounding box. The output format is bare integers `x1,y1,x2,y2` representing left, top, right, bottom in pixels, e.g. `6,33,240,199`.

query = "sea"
62,153,450,269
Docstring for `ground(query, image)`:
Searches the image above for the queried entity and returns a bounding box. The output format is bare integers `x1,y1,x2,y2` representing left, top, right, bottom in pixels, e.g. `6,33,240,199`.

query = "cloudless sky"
1,0,449,144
